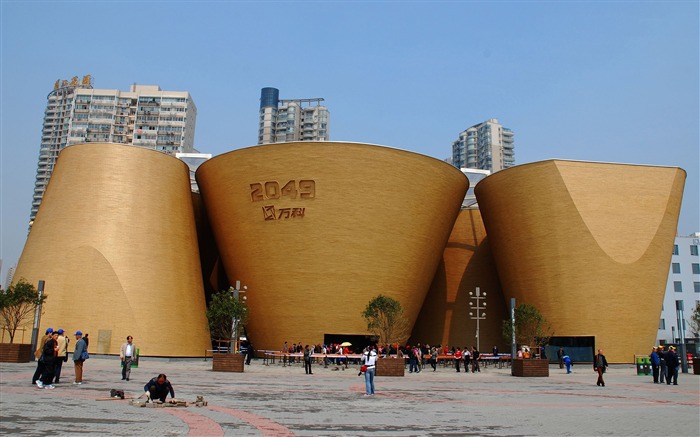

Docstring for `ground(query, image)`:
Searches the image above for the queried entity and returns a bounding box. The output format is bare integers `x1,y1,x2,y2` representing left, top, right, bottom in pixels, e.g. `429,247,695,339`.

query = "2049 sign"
250,180,315,202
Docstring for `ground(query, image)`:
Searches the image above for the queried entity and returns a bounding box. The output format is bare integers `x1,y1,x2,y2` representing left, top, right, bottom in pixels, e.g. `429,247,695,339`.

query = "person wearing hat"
658,345,667,384
665,346,680,385
31,328,53,387
72,331,87,385
650,347,660,383
54,329,69,384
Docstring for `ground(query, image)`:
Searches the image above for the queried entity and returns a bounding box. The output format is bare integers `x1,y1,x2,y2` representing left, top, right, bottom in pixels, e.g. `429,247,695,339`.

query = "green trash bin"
635,356,650,375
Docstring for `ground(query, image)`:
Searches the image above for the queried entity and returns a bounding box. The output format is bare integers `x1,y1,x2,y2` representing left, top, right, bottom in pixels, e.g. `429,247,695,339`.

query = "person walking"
120,336,138,381
594,349,608,387
37,331,58,389
32,328,53,386
650,347,660,383
361,345,377,396
72,331,87,385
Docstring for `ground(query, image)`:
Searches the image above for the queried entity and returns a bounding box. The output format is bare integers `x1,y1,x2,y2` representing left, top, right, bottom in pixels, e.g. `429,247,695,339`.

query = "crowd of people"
276,341,496,375
32,328,88,389
649,345,681,385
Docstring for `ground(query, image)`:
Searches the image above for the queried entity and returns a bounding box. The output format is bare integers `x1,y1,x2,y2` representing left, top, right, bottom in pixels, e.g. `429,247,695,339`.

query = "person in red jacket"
454,347,463,372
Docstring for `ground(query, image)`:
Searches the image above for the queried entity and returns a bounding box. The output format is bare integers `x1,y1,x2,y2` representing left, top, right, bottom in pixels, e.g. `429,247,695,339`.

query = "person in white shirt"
120,336,138,381
361,346,378,396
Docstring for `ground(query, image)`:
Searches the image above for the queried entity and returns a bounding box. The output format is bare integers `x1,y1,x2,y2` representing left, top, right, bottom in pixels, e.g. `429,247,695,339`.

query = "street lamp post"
469,287,487,351
230,280,247,354
676,300,688,373
30,280,45,353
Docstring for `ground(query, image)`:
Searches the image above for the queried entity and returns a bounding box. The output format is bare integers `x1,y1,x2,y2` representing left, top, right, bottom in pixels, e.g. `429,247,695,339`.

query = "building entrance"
546,336,595,363
323,334,376,353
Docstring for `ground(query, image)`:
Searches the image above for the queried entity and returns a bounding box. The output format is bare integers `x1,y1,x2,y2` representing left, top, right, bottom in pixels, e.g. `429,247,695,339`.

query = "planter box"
512,358,549,377
0,343,34,363
212,353,244,372
376,357,405,377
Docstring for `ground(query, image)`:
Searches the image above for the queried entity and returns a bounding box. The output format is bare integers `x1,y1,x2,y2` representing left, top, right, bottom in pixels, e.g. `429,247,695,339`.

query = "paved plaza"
1,356,698,436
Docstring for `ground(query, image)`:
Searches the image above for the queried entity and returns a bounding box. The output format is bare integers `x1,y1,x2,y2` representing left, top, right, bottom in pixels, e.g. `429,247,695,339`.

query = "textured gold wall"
196,142,469,351
475,160,686,363
411,209,508,351
13,143,211,356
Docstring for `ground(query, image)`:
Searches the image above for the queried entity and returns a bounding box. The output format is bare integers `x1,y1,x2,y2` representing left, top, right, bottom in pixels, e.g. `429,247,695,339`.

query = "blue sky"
1,1,698,284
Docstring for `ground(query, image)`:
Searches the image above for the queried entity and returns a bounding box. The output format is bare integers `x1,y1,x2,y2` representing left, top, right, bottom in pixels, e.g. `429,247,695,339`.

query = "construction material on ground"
129,396,207,408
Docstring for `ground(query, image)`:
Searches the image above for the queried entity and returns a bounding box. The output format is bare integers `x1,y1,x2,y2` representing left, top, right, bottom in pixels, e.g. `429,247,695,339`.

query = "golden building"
12,144,211,356
11,142,686,363
196,142,469,351
474,160,686,363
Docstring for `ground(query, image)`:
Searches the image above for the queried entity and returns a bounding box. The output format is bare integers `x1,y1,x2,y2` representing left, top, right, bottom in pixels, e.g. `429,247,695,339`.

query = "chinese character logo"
262,206,305,221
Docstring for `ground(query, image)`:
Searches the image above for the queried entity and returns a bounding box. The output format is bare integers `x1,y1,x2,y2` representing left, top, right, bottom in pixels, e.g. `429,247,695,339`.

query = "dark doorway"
323,334,376,353
546,336,595,363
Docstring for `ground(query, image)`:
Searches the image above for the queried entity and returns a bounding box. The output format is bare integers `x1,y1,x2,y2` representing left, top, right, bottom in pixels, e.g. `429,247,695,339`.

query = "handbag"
80,350,89,360
360,365,368,373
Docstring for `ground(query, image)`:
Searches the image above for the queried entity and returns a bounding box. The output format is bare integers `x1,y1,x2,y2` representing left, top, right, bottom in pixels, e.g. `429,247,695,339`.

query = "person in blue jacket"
144,374,175,402
563,355,572,374
649,347,660,383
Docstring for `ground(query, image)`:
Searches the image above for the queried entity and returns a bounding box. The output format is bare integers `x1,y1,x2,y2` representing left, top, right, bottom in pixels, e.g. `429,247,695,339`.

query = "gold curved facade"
411,209,507,351
13,143,210,356
474,160,686,363
196,142,469,351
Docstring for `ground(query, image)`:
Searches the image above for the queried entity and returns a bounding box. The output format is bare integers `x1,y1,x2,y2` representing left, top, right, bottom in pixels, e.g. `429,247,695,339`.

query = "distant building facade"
461,168,490,208
3,265,14,290
31,77,197,223
452,118,514,172
176,152,212,193
658,232,700,345
258,87,329,145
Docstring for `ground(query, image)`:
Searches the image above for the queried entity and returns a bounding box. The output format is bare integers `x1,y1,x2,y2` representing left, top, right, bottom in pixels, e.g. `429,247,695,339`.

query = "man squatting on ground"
144,374,175,402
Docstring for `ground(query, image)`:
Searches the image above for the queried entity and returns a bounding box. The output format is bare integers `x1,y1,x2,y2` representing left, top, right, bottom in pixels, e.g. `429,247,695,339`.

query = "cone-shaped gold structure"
196,142,469,351
13,143,210,356
475,160,685,363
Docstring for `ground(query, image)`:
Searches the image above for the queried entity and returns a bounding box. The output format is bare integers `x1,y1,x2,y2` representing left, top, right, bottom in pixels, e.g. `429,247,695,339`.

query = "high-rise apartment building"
258,87,329,145
31,76,197,223
451,118,514,172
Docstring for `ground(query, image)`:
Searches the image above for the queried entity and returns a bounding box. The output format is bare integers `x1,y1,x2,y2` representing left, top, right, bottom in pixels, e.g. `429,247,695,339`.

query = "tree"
0,278,47,343
362,294,410,345
502,303,553,349
206,287,248,350
689,301,700,338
